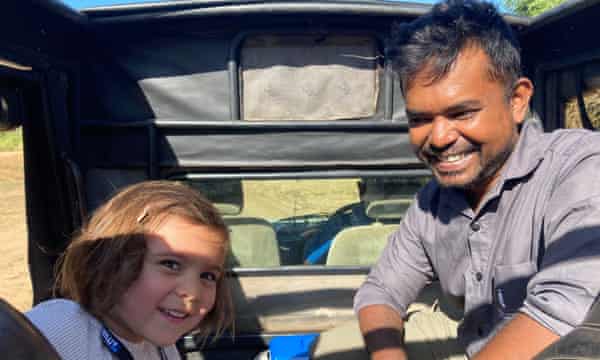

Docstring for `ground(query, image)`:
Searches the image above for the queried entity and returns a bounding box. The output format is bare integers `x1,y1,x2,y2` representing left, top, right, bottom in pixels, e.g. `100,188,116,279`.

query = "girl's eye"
160,259,181,271
200,272,217,282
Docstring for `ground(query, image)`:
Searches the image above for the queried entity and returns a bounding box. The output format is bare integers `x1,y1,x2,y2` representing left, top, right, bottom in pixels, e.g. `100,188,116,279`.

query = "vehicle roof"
54,0,600,30
51,0,530,26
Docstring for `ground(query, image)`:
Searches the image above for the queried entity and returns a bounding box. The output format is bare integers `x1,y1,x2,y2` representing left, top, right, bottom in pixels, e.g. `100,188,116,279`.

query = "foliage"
505,0,565,16
0,128,22,152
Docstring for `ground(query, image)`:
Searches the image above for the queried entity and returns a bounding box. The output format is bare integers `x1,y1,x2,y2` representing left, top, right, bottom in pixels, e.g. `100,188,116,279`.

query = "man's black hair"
389,0,521,96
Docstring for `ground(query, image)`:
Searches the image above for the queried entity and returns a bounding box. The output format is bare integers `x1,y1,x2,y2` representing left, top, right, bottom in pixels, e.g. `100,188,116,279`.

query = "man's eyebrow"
405,109,430,119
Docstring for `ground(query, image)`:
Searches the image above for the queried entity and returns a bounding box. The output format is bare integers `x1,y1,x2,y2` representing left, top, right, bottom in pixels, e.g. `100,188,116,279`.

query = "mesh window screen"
241,35,380,121
562,62,600,129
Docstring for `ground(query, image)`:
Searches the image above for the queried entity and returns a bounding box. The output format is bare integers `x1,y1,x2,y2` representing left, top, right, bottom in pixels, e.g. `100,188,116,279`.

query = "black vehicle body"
1,0,600,358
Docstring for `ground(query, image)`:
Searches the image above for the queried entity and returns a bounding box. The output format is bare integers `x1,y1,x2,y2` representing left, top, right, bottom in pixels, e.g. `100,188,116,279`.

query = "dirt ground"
0,151,32,312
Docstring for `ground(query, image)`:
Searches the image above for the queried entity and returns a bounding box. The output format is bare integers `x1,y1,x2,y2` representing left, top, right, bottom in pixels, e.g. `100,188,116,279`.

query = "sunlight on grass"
0,128,22,152
242,179,360,220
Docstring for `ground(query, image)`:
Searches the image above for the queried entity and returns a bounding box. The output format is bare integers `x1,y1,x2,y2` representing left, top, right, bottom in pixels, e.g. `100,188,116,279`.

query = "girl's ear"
511,77,534,125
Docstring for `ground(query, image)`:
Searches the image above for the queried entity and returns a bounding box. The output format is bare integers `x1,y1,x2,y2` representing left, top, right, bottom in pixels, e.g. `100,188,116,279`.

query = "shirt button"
470,222,481,232
475,272,483,281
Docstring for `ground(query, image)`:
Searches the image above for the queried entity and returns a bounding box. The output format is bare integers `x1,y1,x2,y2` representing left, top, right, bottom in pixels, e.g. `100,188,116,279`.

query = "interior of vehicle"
0,0,600,358
0,298,61,360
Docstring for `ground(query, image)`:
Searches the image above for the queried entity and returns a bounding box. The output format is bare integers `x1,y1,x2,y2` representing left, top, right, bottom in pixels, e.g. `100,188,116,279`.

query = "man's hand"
358,304,407,360
472,313,559,360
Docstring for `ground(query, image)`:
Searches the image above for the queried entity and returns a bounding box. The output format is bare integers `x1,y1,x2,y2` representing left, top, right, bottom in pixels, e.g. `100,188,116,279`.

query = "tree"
505,0,566,16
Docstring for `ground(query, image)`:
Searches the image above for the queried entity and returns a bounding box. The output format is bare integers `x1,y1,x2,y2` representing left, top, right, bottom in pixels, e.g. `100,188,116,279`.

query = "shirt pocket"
493,262,536,315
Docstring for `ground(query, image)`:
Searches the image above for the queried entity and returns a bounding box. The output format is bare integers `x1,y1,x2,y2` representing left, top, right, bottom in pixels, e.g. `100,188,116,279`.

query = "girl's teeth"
164,309,187,318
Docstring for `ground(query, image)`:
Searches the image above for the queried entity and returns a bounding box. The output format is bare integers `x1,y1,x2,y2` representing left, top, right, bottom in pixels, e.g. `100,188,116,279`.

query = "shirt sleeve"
521,145,600,336
353,197,435,317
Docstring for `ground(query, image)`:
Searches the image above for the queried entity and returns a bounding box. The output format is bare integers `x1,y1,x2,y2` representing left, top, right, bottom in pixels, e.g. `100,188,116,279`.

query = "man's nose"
428,116,458,151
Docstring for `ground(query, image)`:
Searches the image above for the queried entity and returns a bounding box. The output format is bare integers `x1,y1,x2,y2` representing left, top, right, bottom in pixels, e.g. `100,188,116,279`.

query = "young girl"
26,180,234,359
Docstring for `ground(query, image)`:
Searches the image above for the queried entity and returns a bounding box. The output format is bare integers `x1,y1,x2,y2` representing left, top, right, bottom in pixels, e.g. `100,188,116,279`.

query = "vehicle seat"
0,298,61,359
325,224,397,266
325,199,410,266
224,216,281,268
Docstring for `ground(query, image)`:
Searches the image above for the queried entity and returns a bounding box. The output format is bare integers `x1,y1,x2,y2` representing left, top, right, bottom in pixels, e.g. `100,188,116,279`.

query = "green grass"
0,128,22,152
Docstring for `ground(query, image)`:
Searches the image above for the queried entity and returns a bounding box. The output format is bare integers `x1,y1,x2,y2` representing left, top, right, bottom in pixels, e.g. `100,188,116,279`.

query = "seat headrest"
366,199,411,220
215,203,242,215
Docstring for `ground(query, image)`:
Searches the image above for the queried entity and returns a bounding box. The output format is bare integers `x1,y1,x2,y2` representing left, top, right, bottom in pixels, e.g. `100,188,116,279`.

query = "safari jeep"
0,0,599,358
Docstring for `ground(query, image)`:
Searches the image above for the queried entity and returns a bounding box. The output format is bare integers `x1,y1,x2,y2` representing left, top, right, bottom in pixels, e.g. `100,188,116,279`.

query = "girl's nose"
182,297,196,313
176,288,200,314
176,277,202,303
177,285,210,315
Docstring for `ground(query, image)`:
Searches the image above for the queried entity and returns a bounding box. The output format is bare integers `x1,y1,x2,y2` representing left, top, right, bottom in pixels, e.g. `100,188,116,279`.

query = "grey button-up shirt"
354,120,600,356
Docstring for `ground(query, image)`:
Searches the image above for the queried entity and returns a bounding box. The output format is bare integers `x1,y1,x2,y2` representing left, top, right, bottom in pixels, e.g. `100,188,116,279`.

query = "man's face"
405,46,527,196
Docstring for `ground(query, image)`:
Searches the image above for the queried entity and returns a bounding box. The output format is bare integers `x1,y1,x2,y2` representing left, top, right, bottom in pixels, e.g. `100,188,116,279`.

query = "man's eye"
451,110,477,120
200,272,217,282
160,260,181,271
408,116,431,126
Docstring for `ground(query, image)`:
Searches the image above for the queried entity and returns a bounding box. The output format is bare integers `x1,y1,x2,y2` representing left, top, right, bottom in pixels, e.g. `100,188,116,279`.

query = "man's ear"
511,77,534,125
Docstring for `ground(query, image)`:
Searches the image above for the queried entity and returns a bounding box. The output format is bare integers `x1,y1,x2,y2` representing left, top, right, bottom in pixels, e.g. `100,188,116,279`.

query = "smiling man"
352,0,600,359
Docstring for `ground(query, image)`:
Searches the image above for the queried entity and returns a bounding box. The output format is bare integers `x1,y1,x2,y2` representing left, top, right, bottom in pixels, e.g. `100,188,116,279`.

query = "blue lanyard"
101,327,167,360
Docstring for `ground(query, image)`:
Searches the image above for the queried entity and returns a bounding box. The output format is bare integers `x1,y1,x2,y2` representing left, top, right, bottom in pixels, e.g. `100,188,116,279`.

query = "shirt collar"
499,118,545,182
440,186,473,217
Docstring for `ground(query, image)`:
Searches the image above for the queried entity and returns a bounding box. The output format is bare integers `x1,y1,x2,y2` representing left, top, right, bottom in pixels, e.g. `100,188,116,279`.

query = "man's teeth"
440,153,466,162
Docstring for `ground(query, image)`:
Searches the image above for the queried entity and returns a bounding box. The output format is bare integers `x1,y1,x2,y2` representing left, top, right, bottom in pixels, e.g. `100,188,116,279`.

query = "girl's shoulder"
27,298,84,314
25,299,107,360
26,298,98,328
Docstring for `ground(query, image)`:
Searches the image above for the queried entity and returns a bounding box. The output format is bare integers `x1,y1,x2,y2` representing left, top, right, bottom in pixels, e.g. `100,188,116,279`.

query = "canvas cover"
241,35,379,121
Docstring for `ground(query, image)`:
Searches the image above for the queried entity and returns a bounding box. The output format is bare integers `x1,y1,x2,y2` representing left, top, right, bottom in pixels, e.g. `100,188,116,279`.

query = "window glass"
187,175,430,268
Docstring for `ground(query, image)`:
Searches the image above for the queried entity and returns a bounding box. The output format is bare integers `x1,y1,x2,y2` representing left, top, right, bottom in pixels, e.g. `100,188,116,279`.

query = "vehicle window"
186,175,429,268
241,35,381,121
562,62,600,129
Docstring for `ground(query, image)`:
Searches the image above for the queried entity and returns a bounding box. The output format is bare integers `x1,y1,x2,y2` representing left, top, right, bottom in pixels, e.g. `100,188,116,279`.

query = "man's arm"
472,313,558,359
354,192,435,359
358,304,407,360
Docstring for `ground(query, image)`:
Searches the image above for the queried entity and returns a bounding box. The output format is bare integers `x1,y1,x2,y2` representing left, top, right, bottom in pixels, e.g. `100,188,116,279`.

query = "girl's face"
104,215,226,346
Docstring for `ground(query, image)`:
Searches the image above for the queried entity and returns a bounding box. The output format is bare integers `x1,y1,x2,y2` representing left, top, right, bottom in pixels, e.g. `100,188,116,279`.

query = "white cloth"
25,299,181,360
